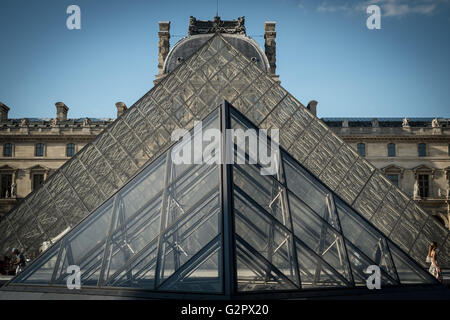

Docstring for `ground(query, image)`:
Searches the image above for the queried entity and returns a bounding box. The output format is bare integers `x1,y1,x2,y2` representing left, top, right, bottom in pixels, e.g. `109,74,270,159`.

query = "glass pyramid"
0,33,448,274
8,102,438,298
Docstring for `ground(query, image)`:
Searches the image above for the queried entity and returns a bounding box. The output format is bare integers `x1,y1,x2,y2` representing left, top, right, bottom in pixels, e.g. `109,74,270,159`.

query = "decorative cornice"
188,16,246,35
336,135,450,142
0,135,98,142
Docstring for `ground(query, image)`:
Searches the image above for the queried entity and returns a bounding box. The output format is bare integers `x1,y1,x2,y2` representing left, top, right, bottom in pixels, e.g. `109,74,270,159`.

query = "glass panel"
106,238,159,288
233,166,288,228
102,194,162,283
157,189,220,285
158,237,222,293
289,193,352,282
234,190,298,284
284,158,328,217
50,198,114,286
12,244,60,284
389,242,436,284
296,240,348,289
335,199,399,282
236,236,297,292
119,155,166,220
345,240,397,287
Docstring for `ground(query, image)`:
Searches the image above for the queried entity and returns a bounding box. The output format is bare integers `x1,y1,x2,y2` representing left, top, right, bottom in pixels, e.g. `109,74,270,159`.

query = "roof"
322,118,450,128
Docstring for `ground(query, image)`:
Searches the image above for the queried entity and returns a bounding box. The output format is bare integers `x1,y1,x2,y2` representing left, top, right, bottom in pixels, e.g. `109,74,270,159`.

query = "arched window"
387,143,396,157
66,143,75,157
3,143,13,157
35,143,45,157
418,143,426,157
357,143,366,157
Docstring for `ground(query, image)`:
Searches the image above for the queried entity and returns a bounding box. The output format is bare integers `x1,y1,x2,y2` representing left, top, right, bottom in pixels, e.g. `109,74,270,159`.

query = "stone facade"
0,102,114,217
324,117,450,230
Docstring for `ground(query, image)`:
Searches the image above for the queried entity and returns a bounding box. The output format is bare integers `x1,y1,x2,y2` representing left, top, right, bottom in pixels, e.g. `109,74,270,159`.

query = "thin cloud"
316,0,449,17
317,2,351,12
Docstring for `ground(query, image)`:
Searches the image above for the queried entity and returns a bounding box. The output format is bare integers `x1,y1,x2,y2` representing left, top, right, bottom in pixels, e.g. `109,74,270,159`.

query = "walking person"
426,242,442,282
11,248,26,275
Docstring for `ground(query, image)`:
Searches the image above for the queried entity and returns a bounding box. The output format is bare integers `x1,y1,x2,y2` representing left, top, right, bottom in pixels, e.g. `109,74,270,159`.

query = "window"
3,143,13,157
357,143,366,157
418,174,429,197
387,143,396,157
35,143,45,157
66,143,75,157
0,174,12,198
386,174,399,187
418,143,426,157
32,174,44,191
448,144,450,156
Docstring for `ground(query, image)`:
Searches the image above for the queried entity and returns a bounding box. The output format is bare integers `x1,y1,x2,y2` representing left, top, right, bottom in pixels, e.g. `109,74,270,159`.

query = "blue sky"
0,0,449,119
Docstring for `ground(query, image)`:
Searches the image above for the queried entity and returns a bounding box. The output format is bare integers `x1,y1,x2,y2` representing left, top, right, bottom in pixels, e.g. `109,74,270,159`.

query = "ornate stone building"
322,117,450,230
0,101,116,217
0,16,449,234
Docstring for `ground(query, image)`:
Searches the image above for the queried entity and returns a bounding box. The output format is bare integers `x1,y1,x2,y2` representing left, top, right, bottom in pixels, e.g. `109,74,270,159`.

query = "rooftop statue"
432,118,440,128
402,117,409,127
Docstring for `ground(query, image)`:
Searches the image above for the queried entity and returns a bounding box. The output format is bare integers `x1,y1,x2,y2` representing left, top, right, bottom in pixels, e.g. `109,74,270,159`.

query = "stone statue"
20,118,29,126
371,118,379,128
414,180,420,198
342,119,349,128
82,117,91,126
402,117,409,127
51,118,58,127
11,183,16,198
432,118,440,128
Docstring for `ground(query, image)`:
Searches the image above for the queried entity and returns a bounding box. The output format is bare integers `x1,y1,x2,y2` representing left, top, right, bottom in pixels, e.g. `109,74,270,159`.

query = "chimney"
0,102,10,122
307,100,318,117
264,21,277,75
55,102,68,122
157,21,171,75
116,102,127,118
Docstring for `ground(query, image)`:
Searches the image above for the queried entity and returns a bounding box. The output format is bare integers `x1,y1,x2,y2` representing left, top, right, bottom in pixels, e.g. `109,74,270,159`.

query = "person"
427,242,441,282
11,248,26,275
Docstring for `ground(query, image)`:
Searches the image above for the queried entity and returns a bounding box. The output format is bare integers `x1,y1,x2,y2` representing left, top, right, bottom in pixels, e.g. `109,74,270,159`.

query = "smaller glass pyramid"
8,102,439,298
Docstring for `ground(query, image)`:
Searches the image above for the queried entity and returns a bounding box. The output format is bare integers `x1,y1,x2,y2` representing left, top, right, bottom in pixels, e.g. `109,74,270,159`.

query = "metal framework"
1,33,448,272
5,102,439,299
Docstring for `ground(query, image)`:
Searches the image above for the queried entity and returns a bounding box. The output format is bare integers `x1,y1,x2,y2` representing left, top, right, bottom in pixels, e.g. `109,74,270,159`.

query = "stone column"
157,21,171,75
264,21,277,75
115,102,127,118
55,102,69,122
